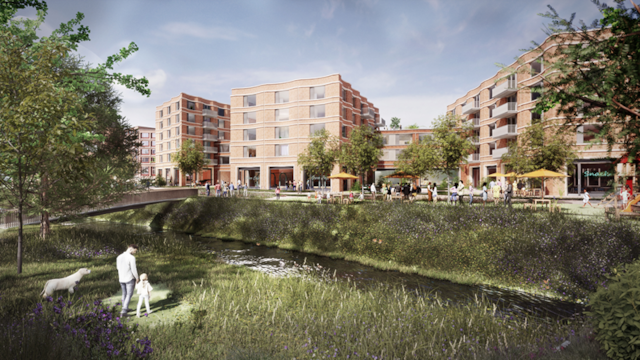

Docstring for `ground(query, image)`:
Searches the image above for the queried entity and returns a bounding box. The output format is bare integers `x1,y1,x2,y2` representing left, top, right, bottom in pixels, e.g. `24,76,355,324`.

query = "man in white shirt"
116,244,139,317
370,183,376,201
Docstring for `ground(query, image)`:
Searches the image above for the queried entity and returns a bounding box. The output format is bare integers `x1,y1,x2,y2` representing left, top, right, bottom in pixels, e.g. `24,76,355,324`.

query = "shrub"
351,180,361,191
588,261,640,360
155,173,167,187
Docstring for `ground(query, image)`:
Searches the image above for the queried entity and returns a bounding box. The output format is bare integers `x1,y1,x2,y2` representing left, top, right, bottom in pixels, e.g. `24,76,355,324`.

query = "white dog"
40,268,91,298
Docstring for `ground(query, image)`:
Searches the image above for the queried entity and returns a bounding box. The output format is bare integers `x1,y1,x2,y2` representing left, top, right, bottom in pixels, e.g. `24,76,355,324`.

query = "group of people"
205,180,250,198
378,183,423,201
116,244,154,318
445,179,515,207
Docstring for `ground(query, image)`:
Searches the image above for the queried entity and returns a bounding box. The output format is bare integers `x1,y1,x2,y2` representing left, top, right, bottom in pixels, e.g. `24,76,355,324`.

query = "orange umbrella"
517,169,569,199
327,172,359,180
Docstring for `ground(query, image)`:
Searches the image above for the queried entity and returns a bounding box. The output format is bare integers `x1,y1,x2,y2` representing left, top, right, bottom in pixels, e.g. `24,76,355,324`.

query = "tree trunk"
40,211,50,240
17,201,23,274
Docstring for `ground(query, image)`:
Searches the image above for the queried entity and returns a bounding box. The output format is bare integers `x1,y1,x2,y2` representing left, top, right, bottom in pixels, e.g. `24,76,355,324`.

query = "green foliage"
174,139,207,183
407,123,420,129
389,116,401,129
155,173,167,187
351,180,362,191
588,260,640,360
339,125,383,183
297,128,339,189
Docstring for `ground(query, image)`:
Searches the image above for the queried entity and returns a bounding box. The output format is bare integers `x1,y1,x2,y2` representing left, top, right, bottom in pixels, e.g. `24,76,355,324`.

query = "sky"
15,0,609,129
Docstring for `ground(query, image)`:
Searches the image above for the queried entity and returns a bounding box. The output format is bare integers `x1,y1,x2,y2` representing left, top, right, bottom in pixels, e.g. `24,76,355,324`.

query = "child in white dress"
136,273,153,317
582,189,593,208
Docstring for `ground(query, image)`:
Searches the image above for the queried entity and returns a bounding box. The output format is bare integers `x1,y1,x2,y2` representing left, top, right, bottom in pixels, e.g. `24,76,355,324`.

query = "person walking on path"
583,188,594,208
205,181,211,197
215,181,221,197
222,182,228,197
468,184,475,205
243,182,249,197
492,182,502,206
116,244,139,317
427,182,433,202
136,273,153,318
489,180,495,202
432,183,438,203
620,186,630,209
230,183,235,197
276,186,281,200
457,180,465,205
450,183,458,205
481,182,488,207
370,183,377,201
381,184,388,201
505,180,513,208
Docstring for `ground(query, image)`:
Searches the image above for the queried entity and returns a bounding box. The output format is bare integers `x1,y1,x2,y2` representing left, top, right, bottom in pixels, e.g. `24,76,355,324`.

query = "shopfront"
270,167,294,189
238,167,260,188
568,161,615,194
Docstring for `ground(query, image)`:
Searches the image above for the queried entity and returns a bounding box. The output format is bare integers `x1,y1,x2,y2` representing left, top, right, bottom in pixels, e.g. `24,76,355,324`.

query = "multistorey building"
155,93,231,186
133,126,156,180
446,31,626,197
376,129,435,184
229,74,383,192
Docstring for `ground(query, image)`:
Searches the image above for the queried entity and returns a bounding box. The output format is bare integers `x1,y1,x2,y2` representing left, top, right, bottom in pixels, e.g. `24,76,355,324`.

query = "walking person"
222,182,228,197
229,182,235,197
481,182,488,207
492,182,501,206
457,180,465,205
116,244,139,317
215,181,221,197
136,273,153,318
243,182,249,197
468,183,475,205
582,188,594,208
370,183,377,201
276,186,281,200
504,180,513,208
450,183,458,205
205,181,211,197
489,179,495,202
382,184,388,201
620,186,629,210
427,182,433,202
432,183,438,203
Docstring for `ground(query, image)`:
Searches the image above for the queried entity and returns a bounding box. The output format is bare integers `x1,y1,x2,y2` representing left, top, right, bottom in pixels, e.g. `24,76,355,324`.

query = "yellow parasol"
504,172,518,178
385,171,419,179
488,172,506,177
517,169,569,199
327,172,359,180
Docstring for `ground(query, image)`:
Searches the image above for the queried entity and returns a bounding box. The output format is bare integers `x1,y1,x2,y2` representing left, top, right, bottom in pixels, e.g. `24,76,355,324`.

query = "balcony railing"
203,109,218,118
203,121,218,130
375,117,385,127
203,133,219,141
492,102,517,119
362,108,375,119
462,101,480,115
467,117,480,128
467,153,480,162
492,124,518,139
468,136,480,145
493,79,517,98
203,146,218,154
208,159,218,165
492,147,509,159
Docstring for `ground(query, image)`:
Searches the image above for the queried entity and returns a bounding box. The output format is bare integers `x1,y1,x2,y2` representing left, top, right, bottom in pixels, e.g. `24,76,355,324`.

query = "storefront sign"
583,170,613,177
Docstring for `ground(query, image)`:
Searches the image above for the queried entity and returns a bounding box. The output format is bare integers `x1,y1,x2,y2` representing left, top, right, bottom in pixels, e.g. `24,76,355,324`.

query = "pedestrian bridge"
0,188,198,229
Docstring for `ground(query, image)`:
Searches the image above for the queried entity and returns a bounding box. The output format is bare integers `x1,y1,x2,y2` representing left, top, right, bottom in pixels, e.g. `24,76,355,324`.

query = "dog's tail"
41,280,50,298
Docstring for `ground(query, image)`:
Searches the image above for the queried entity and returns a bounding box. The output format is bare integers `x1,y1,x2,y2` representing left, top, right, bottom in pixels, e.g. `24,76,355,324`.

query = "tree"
389,117,401,129
297,128,339,192
407,123,420,129
339,125,384,187
174,139,207,185
396,136,440,179
518,1,640,158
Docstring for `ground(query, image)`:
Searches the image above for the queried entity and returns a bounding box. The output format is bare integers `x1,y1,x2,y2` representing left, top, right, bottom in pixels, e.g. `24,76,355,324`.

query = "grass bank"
0,224,606,359
97,197,640,302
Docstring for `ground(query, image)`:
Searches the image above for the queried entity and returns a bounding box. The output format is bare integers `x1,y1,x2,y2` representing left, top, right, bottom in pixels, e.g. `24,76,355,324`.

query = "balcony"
492,147,509,159
492,124,518,139
203,133,219,141
203,146,218,154
492,102,517,119
467,153,480,162
362,108,375,119
203,109,218,118
376,117,385,127
468,136,480,145
208,159,218,165
203,121,218,130
467,117,480,128
493,79,517,98
462,102,480,115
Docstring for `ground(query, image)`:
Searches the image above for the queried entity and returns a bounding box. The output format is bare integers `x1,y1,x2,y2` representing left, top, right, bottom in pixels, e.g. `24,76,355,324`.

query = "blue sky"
15,0,608,129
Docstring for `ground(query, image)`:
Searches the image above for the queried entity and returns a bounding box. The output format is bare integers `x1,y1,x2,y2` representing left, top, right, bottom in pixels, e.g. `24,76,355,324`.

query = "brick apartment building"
133,126,156,180
446,31,628,197
155,93,231,186
229,74,384,192
376,128,436,185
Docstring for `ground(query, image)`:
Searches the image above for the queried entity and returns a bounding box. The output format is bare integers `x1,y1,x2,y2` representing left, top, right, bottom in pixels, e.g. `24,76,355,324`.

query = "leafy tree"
389,117,401,129
396,137,439,179
339,125,384,186
155,173,167,187
407,123,420,129
174,139,207,185
297,129,339,192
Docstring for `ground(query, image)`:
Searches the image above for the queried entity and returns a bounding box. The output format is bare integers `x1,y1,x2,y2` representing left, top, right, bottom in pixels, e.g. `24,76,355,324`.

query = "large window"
176,126,180,135
531,58,544,75
244,112,257,124
220,156,230,164
218,119,225,128
342,125,347,138
141,133,149,138
310,105,325,118
141,149,150,155
159,110,163,118
188,113,195,122
243,95,256,107
167,105,171,114
159,155,163,162
167,118,171,126
243,146,257,158
159,133,163,140
187,101,196,110
276,108,289,121
531,83,543,101
310,123,325,135
167,142,171,150
159,144,163,151
167,154,171,162
398,134,412,145
218,108,225,116
310,86,325,100
175,101,179,110
167,129,171,138
275,144,289,157
175,139,180,148
187,126,196,135
159,121,163,129
275,91,289,103
342,107,351,121
489,86,495,99
175,114,180,123
275,126,289,139
141,141,149,146
203,104,211,110
244,129,257,141
219,144,230,153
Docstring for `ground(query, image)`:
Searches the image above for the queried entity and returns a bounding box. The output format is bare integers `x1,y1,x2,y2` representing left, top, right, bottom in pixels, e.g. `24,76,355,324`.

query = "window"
342,88,347,101
159,144,163,151
352,96,357,108
188,113,195,122
141,149,150,155
244,129,257,141
310,105,325,118
451,108,456,116
243,146,256,157
187,126,195,135
531,83,543,101
218,119,225,128
310,123,325,135
275,144,289,157
220,156,230,164
151,141,156,146
531,58,543,75
175,139,180,148
141,167,149,175
275,126,289,139
175,114,179,123
159,133,163,140
167,142,171,150
151,149,156,155
151,133,155,138
159,155,163,162
218,108,225,117
141,133,149,138
276,108,289,121
176,127,180,135
167,118,171,126
159,122,163,129
342,107,351,121
219,144,229,152
175,101,179,110
419,134,432,143
342,125,347,138
489,85,495,99
275,91,289,103
489,104,495,118
244,112,257,124
203,104,211,110
167,154,171,162
167,130,171,138
398,134,412,145
310,86,325,99
159,110,163,118
151,167,156,175
187,101,196,110
141,141,149,146
243,95,256,107
167,105,171,114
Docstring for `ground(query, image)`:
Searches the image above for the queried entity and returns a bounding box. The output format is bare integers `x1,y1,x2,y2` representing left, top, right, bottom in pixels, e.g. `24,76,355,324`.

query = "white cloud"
322,0,343,19
160,22,253,41
146,69,167,90
375,94,459,129
304,23,316,37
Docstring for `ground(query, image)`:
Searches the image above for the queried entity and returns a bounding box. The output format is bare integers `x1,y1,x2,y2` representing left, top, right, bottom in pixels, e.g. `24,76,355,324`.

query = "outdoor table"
533,199,551,210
